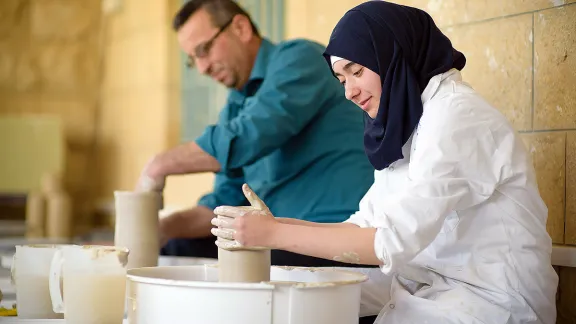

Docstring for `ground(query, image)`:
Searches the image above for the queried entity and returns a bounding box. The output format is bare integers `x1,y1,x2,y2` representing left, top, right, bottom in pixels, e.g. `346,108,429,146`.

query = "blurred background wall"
0,0,575,319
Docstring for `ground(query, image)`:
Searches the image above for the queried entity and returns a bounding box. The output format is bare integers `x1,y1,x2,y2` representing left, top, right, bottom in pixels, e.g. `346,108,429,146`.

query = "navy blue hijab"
323,1,466,170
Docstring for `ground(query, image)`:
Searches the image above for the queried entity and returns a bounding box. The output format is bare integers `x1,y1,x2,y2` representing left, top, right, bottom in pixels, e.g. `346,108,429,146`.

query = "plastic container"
11,245,64,319
48,245,129,324
126,265,367,324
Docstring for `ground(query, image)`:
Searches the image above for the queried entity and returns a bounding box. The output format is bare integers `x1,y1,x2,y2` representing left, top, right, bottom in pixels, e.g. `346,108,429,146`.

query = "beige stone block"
122,91,168,149
30,0,100,39
0,0,28,39
534,5,576,130
94,141,120,197
98,87,170,194
285,0,309,39
0,41,40,92
64,148,92,194
103,29,169,91
16,53,40,92
0,42,16,89
166,87,182,147
302,0,356,44
395,0,572,26
0,95,43,114
41,98,97,147
100,88,167,148
107,0,169,40
165,173,215,209
565,132,576,244
444,14,533,131
522,132,566,244
36,41,100,92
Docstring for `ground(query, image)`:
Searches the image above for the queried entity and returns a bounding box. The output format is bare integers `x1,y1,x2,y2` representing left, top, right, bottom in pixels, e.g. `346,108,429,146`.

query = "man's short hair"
173,0,260,36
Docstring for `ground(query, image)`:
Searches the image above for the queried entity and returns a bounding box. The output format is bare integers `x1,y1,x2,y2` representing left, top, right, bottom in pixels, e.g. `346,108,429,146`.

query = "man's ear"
230,14,255,43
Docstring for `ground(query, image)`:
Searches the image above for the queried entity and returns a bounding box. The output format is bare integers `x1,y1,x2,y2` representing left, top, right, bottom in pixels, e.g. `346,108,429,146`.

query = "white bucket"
126,265,367,324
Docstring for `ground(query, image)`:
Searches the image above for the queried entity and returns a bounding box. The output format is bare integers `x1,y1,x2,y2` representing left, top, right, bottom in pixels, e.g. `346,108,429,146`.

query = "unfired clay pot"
216,206,271,283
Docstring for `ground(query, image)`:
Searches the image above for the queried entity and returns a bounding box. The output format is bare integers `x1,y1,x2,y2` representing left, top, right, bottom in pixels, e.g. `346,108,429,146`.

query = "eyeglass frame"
185,18,234,69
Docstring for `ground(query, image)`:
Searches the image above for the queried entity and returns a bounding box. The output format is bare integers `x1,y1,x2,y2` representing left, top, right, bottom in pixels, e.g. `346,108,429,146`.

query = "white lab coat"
345,69,559,324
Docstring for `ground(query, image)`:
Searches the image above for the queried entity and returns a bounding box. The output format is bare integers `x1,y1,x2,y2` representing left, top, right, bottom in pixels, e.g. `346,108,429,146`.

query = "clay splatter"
333,252,361,264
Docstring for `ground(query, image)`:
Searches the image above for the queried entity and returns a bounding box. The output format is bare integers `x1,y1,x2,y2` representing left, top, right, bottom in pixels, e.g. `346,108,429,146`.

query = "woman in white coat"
211,1,559,323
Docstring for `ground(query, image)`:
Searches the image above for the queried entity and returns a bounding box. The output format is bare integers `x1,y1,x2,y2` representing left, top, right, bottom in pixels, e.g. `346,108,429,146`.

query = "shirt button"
389,166,395,171
389,303,395,309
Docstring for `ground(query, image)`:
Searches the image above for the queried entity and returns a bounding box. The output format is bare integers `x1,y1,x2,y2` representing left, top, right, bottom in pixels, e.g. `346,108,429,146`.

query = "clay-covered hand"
211,184,279,249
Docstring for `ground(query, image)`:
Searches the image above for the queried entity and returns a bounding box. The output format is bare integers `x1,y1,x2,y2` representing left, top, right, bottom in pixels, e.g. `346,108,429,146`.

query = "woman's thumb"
242,184,268,211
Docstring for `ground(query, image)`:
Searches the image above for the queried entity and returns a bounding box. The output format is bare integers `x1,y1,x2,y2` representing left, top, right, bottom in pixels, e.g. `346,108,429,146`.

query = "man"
136,0,375,267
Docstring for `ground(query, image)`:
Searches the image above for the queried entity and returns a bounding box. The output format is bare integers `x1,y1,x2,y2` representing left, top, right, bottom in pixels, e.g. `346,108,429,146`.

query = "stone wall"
0,0,103,233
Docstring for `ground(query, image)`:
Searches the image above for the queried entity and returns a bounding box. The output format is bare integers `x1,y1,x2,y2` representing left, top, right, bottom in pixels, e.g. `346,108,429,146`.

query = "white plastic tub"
126,265,367,324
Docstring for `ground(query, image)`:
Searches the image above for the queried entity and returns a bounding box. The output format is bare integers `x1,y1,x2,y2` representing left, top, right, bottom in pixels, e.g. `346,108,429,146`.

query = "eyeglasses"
185,19,233,69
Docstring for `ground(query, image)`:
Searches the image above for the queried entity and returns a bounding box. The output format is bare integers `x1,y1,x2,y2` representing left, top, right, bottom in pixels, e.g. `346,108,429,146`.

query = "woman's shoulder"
424,81,513,134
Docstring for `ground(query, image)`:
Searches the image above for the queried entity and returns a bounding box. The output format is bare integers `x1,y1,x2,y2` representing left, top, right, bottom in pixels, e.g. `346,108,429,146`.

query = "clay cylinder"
217,248,271,283
41,173,72,239
25,191,46,238
215,207,271,283
45,193,72,239
114,191,160,269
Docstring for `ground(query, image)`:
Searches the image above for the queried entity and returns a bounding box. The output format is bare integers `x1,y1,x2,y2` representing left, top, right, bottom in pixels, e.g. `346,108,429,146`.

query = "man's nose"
195,58,211,75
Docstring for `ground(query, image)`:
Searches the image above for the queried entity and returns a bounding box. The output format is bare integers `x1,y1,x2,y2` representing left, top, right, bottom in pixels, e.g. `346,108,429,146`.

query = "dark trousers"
161,237,379,323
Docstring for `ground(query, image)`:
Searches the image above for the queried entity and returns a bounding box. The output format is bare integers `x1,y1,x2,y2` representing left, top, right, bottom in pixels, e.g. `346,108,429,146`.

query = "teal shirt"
195,38,374,223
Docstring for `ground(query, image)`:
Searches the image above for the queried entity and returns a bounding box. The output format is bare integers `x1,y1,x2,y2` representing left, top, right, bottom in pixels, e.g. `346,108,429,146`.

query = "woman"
211,1,559,323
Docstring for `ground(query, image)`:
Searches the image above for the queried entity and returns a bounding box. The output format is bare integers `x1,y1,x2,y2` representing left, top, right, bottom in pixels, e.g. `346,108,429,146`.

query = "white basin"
126,265,367,324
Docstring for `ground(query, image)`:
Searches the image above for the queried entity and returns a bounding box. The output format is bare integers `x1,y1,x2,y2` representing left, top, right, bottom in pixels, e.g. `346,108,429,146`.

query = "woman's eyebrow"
334,62,357,77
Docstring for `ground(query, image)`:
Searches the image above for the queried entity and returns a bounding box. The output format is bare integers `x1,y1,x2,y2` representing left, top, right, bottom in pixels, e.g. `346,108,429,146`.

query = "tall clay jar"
114,191,161,269
25,191,46,239
42,173,72,240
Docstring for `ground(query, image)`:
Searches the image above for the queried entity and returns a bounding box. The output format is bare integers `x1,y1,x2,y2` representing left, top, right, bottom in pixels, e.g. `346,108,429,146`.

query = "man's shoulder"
269,38,327,61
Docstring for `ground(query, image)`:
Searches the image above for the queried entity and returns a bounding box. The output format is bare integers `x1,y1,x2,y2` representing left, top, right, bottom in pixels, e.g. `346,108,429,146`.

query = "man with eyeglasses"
136,0,376,270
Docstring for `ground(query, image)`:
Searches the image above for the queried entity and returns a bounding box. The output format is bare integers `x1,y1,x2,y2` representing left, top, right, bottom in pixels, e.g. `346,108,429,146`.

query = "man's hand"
136,156,166,193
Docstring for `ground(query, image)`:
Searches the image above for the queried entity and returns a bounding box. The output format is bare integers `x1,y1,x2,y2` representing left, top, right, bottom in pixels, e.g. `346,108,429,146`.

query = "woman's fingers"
211,217,233,228
213,206,249,218
211,228,235,240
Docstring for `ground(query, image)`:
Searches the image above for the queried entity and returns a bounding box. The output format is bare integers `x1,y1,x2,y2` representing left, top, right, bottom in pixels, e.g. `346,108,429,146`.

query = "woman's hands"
211,184,281,249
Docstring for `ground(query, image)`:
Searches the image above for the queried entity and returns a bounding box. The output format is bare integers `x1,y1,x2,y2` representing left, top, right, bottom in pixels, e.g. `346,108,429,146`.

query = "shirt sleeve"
195,41,338,171
344,179,376,228
197,172,248,210
372,97,509,273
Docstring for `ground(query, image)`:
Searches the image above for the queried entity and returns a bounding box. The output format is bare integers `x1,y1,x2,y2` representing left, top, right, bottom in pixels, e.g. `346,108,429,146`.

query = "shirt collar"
421,68,461,104
232,38,275,97
247,38,276,82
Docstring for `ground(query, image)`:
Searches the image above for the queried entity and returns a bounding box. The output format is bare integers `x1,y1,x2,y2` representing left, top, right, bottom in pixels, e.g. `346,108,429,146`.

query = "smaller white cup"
11,244,65,319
